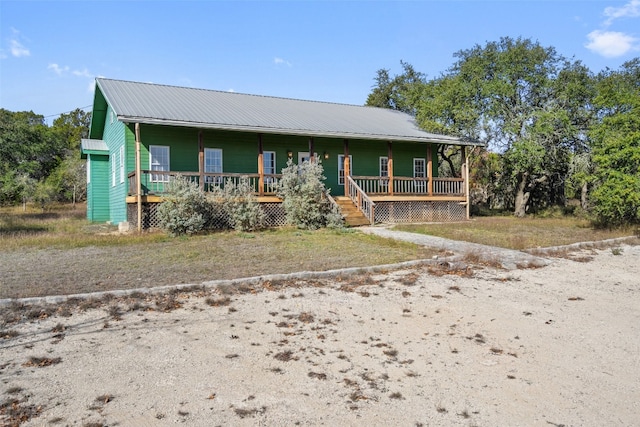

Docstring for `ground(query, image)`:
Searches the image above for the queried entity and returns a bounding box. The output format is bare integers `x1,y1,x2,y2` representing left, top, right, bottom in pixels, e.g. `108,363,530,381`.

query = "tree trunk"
514,173,530,218
581,181,588,210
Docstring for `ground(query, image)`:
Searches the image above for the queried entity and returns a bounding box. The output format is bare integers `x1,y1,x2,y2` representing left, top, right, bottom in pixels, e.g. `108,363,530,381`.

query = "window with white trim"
413,158,426,178
119,146,125,184
413,158,426,193
204,148,223,184
379,156,389,177
150,145,170,182
263,151,276,175
263,151,276,183
338,154,352,185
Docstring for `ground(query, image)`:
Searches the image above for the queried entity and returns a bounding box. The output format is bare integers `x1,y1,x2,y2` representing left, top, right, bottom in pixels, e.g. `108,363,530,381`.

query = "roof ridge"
95,77,380,110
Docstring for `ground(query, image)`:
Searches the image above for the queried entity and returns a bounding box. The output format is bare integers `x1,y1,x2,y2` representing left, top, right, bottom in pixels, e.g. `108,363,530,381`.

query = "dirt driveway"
1,244,639,426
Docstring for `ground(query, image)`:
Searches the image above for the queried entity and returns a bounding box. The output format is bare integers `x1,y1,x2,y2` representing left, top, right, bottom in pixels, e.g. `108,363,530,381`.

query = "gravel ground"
1,244,639,426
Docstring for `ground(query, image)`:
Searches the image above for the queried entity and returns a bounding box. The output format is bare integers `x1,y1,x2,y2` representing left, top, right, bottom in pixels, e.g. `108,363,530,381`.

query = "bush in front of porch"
278,159,342,230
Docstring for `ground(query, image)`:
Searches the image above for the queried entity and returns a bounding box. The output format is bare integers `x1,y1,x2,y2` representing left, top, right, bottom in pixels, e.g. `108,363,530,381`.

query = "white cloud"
48,63,69,75
274,57,292,67
8,29,30,57
585,30,639,57
603,0,640,26
72,68,92,78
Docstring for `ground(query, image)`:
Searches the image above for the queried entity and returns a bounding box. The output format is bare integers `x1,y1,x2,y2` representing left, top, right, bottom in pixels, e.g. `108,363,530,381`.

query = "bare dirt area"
1,245,639,426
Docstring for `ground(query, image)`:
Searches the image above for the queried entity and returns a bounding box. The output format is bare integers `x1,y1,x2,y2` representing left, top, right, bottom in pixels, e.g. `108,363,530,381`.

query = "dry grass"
394,216,636,250
0,205,437,300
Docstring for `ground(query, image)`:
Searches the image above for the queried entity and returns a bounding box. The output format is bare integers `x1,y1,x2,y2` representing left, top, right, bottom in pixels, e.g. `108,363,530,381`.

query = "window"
112,150,116,187
338,155,352,185
119,146,125,184
379,156,389,177
150,145,170,182
413,158,426,178
263,151,276,183
263,151,276,175
414,158,426,193
204,148,223,184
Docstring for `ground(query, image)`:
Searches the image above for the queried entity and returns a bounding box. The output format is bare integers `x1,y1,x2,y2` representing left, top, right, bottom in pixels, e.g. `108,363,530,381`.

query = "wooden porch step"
334,196,371,227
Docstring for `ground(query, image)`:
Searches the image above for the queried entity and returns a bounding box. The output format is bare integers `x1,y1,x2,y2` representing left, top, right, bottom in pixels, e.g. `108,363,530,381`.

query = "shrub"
220,177,265,232
277,159,342,229
157,175,213,236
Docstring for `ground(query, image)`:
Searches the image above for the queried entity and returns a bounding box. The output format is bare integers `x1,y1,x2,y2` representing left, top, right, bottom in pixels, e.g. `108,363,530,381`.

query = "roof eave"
119,116,483,146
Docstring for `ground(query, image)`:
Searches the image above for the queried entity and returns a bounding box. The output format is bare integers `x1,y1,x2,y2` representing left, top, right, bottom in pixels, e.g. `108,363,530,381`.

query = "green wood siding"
131,125,439,197
86,154,110,222
103,105,127,224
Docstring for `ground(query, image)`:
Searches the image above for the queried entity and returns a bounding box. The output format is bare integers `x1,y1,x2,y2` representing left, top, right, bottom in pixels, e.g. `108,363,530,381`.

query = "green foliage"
277,159,342,230
590,59,640,226
591,172,640,226
367,37,597,216
157,176,212,236
0,108,90,206
219,177,265,232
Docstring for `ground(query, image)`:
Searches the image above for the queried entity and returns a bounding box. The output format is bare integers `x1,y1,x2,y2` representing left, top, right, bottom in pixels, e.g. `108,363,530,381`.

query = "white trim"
379,156,389,177
119,146,125,184
338,154,352,185
204,147,223,184
413,158,426,178
297,152,318,164
111,150,116,187
263,151,276,175
149,145,170,183
413,157,426,193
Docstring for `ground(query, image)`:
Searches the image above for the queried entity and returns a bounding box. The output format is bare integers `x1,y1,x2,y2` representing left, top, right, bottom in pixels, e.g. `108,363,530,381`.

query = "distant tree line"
367,37,639,226
0,108,90,208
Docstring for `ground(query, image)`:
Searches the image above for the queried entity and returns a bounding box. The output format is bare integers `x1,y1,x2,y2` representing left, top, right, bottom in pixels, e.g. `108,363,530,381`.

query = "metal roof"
80,138,108,152
95,78,479,145
80,138,108,159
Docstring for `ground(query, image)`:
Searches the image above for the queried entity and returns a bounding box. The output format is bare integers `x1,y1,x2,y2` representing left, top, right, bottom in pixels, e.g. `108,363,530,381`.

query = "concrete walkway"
359,226,551,270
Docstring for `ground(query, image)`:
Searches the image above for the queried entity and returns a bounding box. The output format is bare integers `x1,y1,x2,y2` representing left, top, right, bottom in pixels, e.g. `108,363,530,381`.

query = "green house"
81,78,482,230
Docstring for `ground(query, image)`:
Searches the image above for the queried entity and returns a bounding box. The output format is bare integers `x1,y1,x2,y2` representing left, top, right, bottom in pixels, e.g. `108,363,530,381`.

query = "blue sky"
1,0,639,123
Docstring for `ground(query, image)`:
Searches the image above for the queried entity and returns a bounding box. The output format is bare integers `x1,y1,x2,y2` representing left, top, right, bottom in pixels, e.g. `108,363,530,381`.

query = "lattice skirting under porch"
127,202,288,230
374,201,467,223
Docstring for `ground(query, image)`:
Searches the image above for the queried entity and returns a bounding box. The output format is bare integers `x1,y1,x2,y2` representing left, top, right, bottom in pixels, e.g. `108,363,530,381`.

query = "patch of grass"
298,312,315,323
394,216,634,250
274,350,296,362
23,356,62,368
233,406,266,419
0,396,43,425
205,296,232,307
1,329,20,339
308,371,327,380
0,209,440,299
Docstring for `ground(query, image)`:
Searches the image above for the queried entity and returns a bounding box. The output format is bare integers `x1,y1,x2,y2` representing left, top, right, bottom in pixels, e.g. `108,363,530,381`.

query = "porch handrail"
347,175,375,224
127,170,282,196
351,175,464,196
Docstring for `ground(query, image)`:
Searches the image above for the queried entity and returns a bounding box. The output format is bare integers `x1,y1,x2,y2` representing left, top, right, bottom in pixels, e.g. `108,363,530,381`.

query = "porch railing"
347,175,375,224
352,175,464,196
128,170,282,196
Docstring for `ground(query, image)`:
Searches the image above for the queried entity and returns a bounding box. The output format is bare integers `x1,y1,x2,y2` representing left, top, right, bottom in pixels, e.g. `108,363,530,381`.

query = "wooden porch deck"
126,171,469,227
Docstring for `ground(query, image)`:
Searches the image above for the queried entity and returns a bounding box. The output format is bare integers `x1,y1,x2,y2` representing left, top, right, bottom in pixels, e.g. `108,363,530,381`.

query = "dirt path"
1,244,639,426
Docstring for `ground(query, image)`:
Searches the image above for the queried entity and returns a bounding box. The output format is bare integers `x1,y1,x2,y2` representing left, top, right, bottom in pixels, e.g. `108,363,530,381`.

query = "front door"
298,152,318,164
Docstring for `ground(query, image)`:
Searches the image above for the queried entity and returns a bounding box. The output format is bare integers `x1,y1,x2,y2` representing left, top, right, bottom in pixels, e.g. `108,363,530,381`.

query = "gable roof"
92,78,480,146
